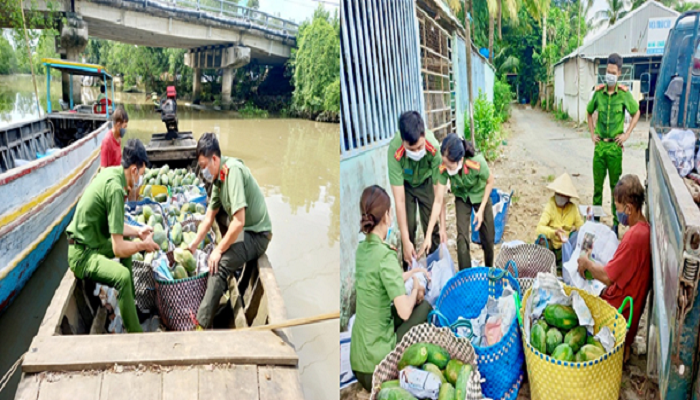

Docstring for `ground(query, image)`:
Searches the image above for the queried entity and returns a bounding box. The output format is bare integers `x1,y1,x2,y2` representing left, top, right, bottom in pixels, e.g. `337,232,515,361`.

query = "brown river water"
0,75,340,400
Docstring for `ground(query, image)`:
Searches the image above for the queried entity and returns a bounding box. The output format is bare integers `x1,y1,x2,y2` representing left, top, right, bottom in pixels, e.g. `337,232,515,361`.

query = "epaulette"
219,164,229,181
439,164,446,174
425,141,437,156
465,159,481,173
595,84,606,91
394,145,405,161
618,84,628,92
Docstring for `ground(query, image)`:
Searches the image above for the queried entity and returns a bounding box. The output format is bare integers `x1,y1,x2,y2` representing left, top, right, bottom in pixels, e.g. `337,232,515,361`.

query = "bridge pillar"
58,15,88,106
221,67,235,106
193,68,202,102
220,46,251,106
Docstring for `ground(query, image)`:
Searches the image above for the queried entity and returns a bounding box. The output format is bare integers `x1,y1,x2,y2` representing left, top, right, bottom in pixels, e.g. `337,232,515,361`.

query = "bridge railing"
165,0,299,35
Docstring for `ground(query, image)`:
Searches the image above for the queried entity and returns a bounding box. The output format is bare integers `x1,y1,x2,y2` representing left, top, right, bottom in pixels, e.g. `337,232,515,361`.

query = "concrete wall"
453,35,496,138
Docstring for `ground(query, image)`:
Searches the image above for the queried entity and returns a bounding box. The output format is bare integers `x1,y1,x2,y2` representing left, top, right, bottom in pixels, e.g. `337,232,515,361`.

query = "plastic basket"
494,244,557,293
471,189,513,245
370,323,483,400
132,259,156,314
519,285,632,400
155,245,213,331
430,267,524,400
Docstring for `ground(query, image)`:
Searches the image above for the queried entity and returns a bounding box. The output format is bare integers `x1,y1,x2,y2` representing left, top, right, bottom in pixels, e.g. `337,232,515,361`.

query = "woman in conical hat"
535,173,585,265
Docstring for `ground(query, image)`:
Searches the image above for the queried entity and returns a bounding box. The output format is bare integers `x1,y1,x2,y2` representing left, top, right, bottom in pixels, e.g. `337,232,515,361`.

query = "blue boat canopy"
41,58,115,116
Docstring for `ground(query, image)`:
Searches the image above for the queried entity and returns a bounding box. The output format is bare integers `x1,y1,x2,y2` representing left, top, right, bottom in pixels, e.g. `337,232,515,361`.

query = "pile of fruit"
530,304,606,362
378,342,472,400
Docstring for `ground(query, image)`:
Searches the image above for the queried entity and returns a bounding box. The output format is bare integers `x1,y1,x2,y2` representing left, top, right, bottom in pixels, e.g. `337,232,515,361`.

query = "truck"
646,10,700,399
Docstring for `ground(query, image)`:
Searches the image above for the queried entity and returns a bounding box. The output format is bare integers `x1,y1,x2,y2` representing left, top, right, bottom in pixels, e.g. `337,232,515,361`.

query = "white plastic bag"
562,221,619,296
424,244,455,306
340,330,355,389
662,128,696,177
399,366,442,400
405,258,428,295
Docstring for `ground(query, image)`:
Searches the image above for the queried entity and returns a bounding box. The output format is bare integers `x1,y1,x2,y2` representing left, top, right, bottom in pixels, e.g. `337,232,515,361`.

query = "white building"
553,1,679,123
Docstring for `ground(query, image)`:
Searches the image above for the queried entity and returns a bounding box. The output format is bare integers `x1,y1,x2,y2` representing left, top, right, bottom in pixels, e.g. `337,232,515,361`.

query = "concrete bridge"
10,0,298,104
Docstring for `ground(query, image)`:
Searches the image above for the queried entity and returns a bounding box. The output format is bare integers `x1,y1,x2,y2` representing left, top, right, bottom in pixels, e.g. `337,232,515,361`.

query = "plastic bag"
405,258,428,295
662,128,695,177
484,316,503,346
399,366,441,400
562,221,619,296
424,244,455,306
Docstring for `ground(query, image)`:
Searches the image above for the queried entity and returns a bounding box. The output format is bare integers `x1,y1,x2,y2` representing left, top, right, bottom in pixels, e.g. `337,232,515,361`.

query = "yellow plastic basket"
519,285,632,400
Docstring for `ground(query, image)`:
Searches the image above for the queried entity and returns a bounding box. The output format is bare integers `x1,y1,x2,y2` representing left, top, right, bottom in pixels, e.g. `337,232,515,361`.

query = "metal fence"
340,0,424,159
453,35,496,138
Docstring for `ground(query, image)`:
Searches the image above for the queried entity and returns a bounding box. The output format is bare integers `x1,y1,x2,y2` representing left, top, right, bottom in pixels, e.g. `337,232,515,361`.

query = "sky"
252,0,338,24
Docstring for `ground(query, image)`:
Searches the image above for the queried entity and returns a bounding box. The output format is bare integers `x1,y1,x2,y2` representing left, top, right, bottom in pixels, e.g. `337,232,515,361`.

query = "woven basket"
519,285,631,400
132,260,156,314
495,244,557,294
430,267,524,400
155,244,214,331
370,324,483,400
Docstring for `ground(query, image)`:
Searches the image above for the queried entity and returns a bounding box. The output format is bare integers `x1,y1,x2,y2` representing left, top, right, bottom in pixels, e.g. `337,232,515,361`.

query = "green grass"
239,101,269,118
546,174,555,183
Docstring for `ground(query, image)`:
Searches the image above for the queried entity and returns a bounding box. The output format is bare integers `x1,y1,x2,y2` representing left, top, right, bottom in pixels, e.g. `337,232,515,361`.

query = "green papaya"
154,223,164,232
564,326,587,353
153,229,166,245
160,240,168,251
155,176,162,186
153,214,163,224
543,304,579,331
183,177,193,186
546,327,564,355
423,363,446,383
173,263,187,280
137,215,146,225
397,343,428,371
174,248,197,273
149,178,156,185
443,359,464,386
155,193,168,203
438,382,455,400
193,178,200,186
143,205,153,222
587,336,606,353
161,165,170,174
531,323,547,354
143,185,152,199
181,203,190,216
376,387,417,400
171,223,183,245
167,170,175,180
551,343,574,361
147,215,157,227
174,177,182,188
132,253,144,262
189,203,197,213
454,364,472,400
380,380,400,389
195,203,206,214
575,344,606,362
422,343,450,369
144,252,154,265
161,175,169,186
535,319,549,331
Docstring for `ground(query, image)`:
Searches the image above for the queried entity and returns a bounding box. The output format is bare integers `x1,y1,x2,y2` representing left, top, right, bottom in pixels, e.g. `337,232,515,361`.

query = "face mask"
133,170,143,189
605,73,618,87
406,148,426,161
554,194,569,207
616,207,629,226
201,167,214,183
119,128,127,138
447,165,461,176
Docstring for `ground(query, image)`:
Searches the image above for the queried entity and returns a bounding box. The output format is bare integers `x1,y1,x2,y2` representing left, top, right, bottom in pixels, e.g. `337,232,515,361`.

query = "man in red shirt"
101,107,128,168
578,174,651,363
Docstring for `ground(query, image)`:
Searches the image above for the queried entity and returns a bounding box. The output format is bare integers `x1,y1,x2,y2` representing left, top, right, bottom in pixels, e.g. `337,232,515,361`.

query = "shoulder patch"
394,145,405,161
219,164,229,181
595,84,606,91
465,159,481,172
618,84,629,92
425,140,437,156
439,164,446,174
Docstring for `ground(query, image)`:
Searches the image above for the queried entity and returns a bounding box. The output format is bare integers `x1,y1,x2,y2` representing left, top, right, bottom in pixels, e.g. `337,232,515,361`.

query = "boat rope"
18,0,43,117
0,352,26,394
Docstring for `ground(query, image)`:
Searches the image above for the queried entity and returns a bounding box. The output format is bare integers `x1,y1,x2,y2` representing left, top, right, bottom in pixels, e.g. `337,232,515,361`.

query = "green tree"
590,0,630,29
0,34,17,74
288,6,340,117
675,1,700,12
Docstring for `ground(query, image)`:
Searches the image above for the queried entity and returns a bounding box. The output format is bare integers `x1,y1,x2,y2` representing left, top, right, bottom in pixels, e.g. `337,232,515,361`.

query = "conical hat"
547,173,579,199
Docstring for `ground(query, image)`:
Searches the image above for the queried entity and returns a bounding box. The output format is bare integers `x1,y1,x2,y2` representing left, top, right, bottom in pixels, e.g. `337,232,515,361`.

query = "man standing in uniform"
189,132,272,329
66,139,160,333
387,111,443,269
587,53,641,235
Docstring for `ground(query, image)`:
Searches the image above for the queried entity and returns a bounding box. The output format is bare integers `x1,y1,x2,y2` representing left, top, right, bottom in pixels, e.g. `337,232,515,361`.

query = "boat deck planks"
146,138,197,162
22,330,297,373
19,366,304,399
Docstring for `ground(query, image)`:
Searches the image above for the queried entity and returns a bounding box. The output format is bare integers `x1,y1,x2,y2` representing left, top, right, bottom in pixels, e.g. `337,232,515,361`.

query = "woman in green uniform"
419,133,495,270
350,185,433,391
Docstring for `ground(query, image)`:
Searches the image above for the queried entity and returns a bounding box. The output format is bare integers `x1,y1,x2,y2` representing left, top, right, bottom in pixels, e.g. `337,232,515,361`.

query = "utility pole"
465,3,475,146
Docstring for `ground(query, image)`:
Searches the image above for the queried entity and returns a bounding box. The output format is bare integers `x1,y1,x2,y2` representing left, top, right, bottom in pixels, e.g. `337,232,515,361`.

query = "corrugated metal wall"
453,35,496,138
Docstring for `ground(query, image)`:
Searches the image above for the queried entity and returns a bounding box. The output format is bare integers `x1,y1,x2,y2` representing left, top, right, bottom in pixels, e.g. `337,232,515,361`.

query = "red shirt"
101,130,121,167
601,221,651,348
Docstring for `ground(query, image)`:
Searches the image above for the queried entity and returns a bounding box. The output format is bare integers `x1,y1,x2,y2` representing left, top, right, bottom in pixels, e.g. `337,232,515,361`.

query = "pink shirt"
101,130,121,168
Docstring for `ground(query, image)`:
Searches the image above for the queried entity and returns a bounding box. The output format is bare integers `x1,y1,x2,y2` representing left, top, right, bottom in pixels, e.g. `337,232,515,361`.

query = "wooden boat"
0,58,116,314
13,255,305,399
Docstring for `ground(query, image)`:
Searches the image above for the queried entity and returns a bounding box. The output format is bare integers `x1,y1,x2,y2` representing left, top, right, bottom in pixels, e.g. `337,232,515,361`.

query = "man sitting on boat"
66,139,161,333
188,132,273,330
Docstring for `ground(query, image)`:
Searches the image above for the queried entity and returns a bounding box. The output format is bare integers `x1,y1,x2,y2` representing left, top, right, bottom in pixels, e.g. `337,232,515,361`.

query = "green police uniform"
587,83,639,226
197,156,272,328
66,166,142,333
387,130,441,266
350,233,432,391
438,154,495,271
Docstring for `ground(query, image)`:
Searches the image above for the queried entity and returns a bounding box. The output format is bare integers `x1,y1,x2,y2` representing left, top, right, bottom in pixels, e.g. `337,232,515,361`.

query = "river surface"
0,75,339,400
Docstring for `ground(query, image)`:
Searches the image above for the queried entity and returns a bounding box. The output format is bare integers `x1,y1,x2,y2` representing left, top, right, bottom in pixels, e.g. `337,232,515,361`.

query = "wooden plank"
162,368,198,400
258,255,287,324
23,330,297,373
38,373,102,400
35,270,76,338
99,371,161,400
14,373,40,400
198,365,258,400
258,367,304,400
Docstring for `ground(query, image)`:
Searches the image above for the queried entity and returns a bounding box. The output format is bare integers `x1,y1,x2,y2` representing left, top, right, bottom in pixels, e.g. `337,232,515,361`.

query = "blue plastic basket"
471,189,513,245
429,267,525,400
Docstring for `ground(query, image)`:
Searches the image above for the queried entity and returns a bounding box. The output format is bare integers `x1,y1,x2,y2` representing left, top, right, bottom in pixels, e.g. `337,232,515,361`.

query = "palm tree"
590,0,631,30
488,0,496,63
497,0,519,40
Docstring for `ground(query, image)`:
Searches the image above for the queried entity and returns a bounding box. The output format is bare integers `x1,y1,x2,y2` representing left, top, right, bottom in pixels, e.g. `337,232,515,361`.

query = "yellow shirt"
536,196,585,249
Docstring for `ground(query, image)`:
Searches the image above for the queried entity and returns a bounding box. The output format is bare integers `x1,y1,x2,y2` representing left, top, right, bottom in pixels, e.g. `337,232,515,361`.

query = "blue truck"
647,10,700,399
